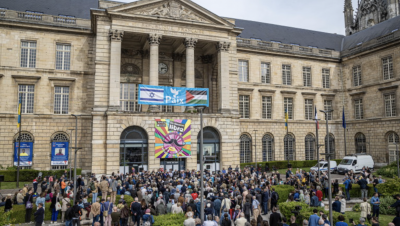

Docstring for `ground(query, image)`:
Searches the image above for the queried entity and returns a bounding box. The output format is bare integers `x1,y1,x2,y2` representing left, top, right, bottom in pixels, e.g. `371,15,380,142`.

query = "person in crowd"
333,196,341,213
340,195,347,215
50,192,60,224
352,217,366,226
17,189,25,204
360,197,371,220
111,206,120,226
335,215,348,226
357,177,368,200
142,209,155,225
131,197,142,226
270,207,281,226
371,217,379,226
235,212,247,226
344,177,352,201
36,192,46,221
308,209,320,226
370,192,380,218
91,198,101,226
311,192,319,207
24,188,34,223
34,203,45,226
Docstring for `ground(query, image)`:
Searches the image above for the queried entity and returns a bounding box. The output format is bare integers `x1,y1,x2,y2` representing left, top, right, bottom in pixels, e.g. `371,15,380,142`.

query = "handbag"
103,203,110,217
108,187,112,193
26,195,33,209
56,202,62,211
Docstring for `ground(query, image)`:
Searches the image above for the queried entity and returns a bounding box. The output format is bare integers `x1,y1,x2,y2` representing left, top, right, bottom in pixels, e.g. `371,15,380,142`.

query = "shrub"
0,169,82,182
375,177,400,196
272,185,295,204
0,211,16,225
279,202,341,225
379,196,397,215
338,184,375,198
153,213,186,226
352,203,361,212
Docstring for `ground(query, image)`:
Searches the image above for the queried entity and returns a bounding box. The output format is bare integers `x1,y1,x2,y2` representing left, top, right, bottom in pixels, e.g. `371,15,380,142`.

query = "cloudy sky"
116,0,360,35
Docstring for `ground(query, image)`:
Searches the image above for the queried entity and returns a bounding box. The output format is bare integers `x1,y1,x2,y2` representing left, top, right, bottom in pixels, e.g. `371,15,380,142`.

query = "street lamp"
253,130,258,170
395,142,399,178
194,106,206,225
71,114,82,204
320,109,333,225
67,129,75,180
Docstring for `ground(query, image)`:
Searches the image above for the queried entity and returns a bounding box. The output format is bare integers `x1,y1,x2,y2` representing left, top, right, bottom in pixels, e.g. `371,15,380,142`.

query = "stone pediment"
107,0,234,27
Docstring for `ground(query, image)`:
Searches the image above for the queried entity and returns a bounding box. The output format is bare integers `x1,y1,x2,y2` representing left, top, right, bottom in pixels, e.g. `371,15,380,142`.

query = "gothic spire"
344,0,353,11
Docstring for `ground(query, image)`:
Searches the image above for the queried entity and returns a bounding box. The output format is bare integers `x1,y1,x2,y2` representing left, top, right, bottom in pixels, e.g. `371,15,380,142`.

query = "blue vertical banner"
51,142,69,165
14,142,33,166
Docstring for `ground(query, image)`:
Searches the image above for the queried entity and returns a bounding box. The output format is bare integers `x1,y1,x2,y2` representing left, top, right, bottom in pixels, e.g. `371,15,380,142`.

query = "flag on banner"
17,96,22,128
315,106,319,129
186,90,207,105
285,108,288,130
342,107,347,129
139,86,164,104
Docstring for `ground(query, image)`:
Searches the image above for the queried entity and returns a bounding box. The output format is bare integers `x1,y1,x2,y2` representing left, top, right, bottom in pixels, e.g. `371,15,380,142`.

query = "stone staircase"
322,198,363,212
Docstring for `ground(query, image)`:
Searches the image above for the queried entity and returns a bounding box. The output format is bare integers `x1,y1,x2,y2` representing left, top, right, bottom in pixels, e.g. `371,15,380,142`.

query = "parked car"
310,160,337,173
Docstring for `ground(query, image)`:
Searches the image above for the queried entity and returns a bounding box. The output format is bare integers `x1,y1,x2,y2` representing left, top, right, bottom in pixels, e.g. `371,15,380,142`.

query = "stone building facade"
0,0,399,174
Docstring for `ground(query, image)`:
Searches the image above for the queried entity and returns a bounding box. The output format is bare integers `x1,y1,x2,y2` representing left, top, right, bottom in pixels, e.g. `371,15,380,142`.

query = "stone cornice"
238,88,254,92
11,75,41,80
301,92,317,96
280,90,297,94
321,93,336,97
349,91,366,96
378,85,398,91
48,77,77,82
258,89,276,93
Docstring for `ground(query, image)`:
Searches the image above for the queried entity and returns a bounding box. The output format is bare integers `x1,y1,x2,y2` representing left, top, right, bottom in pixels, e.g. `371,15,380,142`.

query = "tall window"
353,66,362,87
284,134,295,161
322,69,330,88
56,43,71,70
54,87,69,114
262,96,272,119
20,41,37,68
324,100,333,120
305,99,314,120
262,134,274,161
325,134,335,159
239,95,250,119
120,83,140,112
160,105,173,113
385,94,396,117
261,63,271,83
354,99,364,119
238,60,249,82
388,132,400,163
355,133,367,153
382,56,394,80
282,65,291,85
303,67,312,87
305,134,315,160
284,97,293,119
18,85,35,114
240,134,252,163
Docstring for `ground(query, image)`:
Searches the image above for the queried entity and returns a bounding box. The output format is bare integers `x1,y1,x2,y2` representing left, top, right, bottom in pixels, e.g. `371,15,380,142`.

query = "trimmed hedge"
241,159,342,170
272,185,295,204
0,169,82,182
0,195,127,224
280,201,341,225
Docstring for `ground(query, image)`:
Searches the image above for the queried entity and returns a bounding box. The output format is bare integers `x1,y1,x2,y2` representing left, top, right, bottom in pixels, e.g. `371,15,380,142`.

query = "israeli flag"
139,85,164,104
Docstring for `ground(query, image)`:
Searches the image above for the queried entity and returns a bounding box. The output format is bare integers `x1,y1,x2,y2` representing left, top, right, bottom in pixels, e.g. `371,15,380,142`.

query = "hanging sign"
155,119,191,158
138,85,209,107
51,142,69,165
14,142,33,166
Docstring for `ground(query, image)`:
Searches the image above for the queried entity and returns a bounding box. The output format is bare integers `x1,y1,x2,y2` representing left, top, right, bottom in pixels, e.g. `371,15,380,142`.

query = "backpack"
45,194,50,201
271,192,279,202
90,182,96,191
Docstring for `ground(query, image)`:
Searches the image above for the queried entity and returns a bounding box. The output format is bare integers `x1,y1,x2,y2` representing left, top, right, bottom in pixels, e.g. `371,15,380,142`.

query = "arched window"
51,133,70,170
325,134,335,159
197,127,220,171
120,126,148,173
240,134,252,163
284,134,295,161
355,133,367,153
388,132,400,163
52,133,69,142
15,133,34,142
305,134,315,161
262,134,274,161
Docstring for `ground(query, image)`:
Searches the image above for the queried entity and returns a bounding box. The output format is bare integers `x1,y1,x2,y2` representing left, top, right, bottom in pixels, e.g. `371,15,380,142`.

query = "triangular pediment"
106,0,234,27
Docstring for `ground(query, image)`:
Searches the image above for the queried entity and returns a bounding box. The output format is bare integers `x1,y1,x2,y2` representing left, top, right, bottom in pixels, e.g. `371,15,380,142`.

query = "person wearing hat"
142,209,154,225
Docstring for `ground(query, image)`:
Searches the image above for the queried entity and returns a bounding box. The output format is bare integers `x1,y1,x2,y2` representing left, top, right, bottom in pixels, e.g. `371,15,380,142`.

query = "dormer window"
271,40,281,43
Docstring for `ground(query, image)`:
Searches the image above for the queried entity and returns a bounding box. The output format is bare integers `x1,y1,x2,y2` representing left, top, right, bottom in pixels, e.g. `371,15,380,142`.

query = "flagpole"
343,107,347,156
17,97,22,188
316,119,320,178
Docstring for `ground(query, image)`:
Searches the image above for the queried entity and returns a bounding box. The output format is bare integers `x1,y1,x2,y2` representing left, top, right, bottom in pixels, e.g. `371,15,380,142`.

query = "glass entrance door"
160,159,186,172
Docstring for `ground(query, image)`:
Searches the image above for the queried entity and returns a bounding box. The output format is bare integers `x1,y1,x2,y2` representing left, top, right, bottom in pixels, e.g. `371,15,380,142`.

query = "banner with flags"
138,85,209,107
342,107,347,129
315,106,319,129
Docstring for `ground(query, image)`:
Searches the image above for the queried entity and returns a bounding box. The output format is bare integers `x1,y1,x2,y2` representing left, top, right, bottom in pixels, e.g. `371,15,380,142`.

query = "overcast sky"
116,0,360,35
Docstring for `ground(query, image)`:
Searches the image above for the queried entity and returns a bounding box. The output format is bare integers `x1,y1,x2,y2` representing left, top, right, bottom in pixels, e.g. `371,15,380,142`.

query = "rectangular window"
160,105,173,113
261,63,270,84
305,99,314,120
239,95,250,119
382,56,394,80
20,41,37,68
353,66,362,87
282,65,291,85
262,96,272,119
324,100,333,120
56,43,71,70
120,83,140,112
18,85,35,114
355,99,363,119
303,67,312,87
54,87,69,114
385,94,396,117
284,97,293,119
238,60,249,82
322,69,330,88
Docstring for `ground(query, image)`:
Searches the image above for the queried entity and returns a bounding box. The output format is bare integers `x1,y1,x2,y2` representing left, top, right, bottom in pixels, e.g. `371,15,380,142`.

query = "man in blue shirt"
262,188,269,215
370,192,380,218
344,178,352,201
308,209,320,226
310,192,319,207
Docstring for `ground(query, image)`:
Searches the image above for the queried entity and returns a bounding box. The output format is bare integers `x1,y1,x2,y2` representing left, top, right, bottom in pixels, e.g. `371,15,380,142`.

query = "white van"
337,154,374,174
310,161,337,173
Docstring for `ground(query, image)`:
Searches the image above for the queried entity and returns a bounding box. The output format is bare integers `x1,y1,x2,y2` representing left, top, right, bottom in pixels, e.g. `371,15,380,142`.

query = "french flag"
315,106,319,129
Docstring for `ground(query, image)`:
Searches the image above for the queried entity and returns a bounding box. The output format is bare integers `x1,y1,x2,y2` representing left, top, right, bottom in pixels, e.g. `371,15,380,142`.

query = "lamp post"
395,142,399,178
195,106,206,225
320,109,333,225
67,129,75,180
71,114,82,204
253,130,258,170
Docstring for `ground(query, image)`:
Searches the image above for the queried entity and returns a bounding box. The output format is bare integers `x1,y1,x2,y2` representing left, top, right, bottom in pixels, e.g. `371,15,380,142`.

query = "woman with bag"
50,192,61,224
61,194,70,223
25,188,34,223
36,192,46,222
360,197,371,220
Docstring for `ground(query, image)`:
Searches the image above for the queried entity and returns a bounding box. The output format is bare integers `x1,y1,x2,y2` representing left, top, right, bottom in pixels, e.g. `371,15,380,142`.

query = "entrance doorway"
120,126,148,174
197,127,220,173
160,158,186,172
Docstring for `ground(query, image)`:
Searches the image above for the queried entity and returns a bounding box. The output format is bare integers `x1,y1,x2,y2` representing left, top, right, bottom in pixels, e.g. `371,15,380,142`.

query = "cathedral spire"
344,0,354,36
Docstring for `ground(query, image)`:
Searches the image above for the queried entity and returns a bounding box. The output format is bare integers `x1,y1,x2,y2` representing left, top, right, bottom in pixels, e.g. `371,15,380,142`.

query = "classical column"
173,53,184,113
148,34,162,112
108,29,124,111
140,50,150,112
216,41,231,114
184,37,198,112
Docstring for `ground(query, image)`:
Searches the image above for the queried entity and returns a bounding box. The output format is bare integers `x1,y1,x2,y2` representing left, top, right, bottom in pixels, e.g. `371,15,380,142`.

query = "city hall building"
0,0,400,174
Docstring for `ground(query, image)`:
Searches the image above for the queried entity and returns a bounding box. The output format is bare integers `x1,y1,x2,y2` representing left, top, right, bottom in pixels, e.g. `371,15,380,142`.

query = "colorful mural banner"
138,85,209,107
155,119,191,158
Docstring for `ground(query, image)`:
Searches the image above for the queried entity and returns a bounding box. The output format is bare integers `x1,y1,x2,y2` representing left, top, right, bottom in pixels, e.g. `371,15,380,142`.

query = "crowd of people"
1,165,399,226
